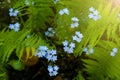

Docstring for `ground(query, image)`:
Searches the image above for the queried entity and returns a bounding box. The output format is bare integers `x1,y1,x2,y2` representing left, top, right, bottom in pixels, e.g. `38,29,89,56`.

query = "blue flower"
25,0,34,5
70,22,79,28
45,27,55,37
110,52,116,57
83,45,94,55
8,22,20,32
48,65,53,72
70,17,79,28
38,46,48,51
8,24,14,29
63,41,75,54
71,17,79,22
50,56,57,62
13,10,19,16
48,65,59,76
59,10,64,15
59,8,69,15
89,7,95,12
9,8,19,17
112,48,118,53
46,50,57,62
72,35,81,42
67,47,74,53
35,46,57,61
72,31,83,42
53,65,59,71
63,8,69,15
88,7,101,21
51,50,57,55
69,42,75,48
110,48,118,57
53,0,58,4
37,51,46,58
63,40,68,46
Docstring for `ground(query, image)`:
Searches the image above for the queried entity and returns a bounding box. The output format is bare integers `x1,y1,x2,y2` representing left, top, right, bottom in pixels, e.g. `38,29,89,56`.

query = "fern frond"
83,40,120,80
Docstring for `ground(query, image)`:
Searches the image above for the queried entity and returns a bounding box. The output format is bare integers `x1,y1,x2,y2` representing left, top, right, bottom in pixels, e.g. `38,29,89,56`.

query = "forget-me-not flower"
83,45,94,55
35,46,57,62
88,7,101,21
45,27,55,37
70,17,79,28
72,31,83,42
53,0,58,4
110,47,118,56
59,8,69,15
48,65,59,76
63,40,75,54
8,22,20,32
9,8,19,17
71,17,79,22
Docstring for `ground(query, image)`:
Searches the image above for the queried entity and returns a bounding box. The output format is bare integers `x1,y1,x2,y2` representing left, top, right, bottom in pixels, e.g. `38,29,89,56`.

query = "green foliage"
73,1,120,56
0,65,8,80
82,40,120,80
0,29,47,63
8,59,25,71
1,0,120,79
73,71,85,80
